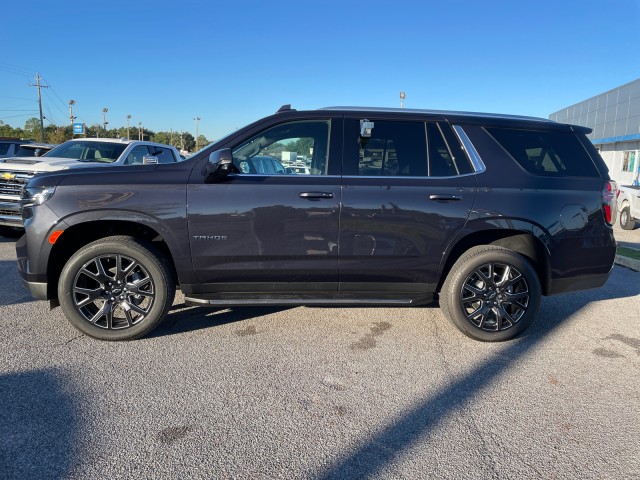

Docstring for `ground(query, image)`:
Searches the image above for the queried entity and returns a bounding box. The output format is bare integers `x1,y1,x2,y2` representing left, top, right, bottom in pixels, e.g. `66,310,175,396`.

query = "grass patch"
617,246,640,260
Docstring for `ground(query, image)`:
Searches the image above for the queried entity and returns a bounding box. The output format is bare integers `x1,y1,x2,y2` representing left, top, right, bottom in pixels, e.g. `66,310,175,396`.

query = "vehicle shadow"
149,303,292,338
0,260,34,306
317,268,640,479
0,368,81,480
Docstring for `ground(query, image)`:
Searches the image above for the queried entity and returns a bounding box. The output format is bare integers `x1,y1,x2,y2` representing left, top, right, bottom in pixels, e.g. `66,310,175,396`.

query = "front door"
187,118,342,292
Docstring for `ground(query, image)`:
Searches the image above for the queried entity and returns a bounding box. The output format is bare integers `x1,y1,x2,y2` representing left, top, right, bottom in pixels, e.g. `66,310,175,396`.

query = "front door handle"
299,192,334,199
429,194,461,202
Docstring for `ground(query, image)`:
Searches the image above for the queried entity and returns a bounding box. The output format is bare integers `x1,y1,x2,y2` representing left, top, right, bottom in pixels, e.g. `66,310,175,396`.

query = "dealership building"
549,78,640,186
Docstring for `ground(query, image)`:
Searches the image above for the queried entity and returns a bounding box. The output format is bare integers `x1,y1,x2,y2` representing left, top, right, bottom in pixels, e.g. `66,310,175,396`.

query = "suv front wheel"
58,236,175,341
440,246,541,342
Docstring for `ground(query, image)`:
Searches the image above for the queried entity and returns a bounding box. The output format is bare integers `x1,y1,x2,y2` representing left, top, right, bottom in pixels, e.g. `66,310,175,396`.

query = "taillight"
602,180,617,226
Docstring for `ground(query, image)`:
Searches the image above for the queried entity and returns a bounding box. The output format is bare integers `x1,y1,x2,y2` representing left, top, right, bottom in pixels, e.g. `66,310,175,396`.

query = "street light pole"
194,116,201,151
102,107,109,137
126,115,132,140
69,99,76,126
400,91,406,109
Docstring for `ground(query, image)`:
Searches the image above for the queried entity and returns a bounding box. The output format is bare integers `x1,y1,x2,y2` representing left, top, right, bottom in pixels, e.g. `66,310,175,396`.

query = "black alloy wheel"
58,236,175,340
441,246,541,342
459,262,530,332
71,253,156,330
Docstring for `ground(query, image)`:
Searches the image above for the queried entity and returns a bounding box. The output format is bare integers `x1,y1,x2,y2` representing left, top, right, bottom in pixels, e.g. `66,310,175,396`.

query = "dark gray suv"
16,105,618,341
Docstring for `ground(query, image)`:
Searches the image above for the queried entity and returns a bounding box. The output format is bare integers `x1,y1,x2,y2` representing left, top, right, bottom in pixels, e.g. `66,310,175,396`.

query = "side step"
183,296,420,308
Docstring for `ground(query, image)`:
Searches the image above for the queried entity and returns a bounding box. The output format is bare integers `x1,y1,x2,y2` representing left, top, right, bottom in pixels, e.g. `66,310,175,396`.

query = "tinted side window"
152,147,176,163
15,145,36,156
232,120,330,175
427,123,458,176
355,121,427,177
0,143,10,155
486,127,600,177
124,145,150,164
437,123,474,175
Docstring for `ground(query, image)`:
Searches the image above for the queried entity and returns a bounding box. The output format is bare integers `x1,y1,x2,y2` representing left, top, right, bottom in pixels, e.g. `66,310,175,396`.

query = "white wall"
599,141,640,186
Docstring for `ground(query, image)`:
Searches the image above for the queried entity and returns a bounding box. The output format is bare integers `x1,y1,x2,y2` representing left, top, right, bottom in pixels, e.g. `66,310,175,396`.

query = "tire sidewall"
58,239,170,340
444,248,541,342
621,206,634,230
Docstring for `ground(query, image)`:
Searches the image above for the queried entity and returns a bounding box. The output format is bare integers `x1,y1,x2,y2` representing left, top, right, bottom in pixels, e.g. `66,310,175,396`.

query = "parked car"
16,142,57,157
237,155,286,174
16,105,617,342
0,138,36,159
0,138,182,235
617,184,640,230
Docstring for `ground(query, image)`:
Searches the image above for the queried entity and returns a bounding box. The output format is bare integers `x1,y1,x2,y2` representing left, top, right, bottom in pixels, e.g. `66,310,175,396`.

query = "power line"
43,88,70,120
0,95,36,102
41,76,73,111
0,63,35,78
0,113,38,120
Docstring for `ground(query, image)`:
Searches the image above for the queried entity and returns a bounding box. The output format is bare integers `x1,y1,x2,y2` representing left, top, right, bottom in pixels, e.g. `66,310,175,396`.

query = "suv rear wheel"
58,236,175,340
441,246,541,341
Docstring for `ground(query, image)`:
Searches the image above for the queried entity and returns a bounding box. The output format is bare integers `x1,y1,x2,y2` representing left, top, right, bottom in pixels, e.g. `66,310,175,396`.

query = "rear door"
339,117,477,294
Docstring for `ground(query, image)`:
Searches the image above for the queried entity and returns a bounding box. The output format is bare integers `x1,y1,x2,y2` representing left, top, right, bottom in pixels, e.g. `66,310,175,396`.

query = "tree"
23,117,42,141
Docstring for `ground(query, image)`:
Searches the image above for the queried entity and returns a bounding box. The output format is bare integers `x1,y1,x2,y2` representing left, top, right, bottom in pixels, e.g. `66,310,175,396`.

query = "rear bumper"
547,230,616,295
547,271,612,295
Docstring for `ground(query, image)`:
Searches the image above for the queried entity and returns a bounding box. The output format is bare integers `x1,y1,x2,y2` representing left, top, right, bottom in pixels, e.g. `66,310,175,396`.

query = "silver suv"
0,138,182,234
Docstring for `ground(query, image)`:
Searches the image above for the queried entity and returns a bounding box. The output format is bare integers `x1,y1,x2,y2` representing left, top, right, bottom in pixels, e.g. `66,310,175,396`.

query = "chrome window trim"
228,174,341,179
452,125,486,173
341,173,478,180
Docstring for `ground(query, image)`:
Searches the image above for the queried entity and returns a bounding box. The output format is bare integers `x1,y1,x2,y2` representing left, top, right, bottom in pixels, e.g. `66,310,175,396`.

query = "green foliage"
0,119,207,152
617,247,640,260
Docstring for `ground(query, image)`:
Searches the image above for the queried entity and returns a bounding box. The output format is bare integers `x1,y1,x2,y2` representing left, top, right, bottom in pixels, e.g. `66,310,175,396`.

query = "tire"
620,206,636,230
58,236,175,341
0,226,24,238
440,246,541,342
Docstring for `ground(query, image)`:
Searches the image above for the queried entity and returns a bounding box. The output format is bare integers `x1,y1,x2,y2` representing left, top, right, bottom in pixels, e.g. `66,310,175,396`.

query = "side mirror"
142,155,158,165
207,148,234,176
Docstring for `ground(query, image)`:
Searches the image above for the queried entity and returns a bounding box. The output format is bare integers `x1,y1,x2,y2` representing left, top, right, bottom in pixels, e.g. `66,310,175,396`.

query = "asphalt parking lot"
1,234,639,479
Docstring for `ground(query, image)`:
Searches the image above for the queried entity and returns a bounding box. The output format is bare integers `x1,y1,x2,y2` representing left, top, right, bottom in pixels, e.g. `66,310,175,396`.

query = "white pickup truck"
0,137,182,236
617,184,640,230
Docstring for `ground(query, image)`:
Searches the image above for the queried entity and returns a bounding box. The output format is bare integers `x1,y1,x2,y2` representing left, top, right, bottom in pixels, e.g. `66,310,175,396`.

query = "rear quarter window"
486,127,600,178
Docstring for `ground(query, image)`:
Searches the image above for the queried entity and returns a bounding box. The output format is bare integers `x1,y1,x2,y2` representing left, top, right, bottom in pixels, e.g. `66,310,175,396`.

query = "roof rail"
276,104,296,114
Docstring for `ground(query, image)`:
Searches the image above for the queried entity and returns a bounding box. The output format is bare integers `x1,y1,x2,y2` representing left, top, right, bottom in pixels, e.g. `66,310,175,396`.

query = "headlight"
21,186,56,208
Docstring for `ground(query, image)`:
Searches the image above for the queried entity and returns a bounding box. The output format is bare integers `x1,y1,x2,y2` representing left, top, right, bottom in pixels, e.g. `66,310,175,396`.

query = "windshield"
45,141,128,163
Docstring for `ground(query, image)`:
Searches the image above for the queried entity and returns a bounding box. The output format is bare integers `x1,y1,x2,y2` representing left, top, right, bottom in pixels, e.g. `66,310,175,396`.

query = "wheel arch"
438,229,552,295
47,220,178,302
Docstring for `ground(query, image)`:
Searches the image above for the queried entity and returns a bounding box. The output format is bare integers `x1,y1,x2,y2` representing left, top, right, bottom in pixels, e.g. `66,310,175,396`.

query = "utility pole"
194,116,201,151
400,91,406,109
126,114,131,140
139,122,143,141
29,73,48,142
69,99,76,126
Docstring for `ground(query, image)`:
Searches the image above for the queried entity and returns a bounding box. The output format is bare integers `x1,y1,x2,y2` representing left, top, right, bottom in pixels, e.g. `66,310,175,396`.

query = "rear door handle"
429,194,461,202
300,192,334,199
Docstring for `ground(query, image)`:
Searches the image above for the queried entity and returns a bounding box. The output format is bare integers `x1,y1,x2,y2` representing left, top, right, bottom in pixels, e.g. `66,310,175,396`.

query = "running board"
183,296,418,307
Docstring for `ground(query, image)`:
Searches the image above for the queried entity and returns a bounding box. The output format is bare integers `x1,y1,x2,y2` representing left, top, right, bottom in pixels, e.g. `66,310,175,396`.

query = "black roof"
311,106,590,133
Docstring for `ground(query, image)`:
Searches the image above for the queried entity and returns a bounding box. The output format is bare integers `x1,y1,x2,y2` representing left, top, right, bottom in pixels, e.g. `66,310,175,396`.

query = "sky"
1,0,639,141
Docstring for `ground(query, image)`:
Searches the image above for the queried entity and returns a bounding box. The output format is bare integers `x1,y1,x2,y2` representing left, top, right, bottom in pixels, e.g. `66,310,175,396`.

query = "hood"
0,156,109,172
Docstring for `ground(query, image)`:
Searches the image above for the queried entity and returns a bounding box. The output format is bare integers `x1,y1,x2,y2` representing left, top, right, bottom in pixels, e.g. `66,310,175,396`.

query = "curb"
615,255,640,272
